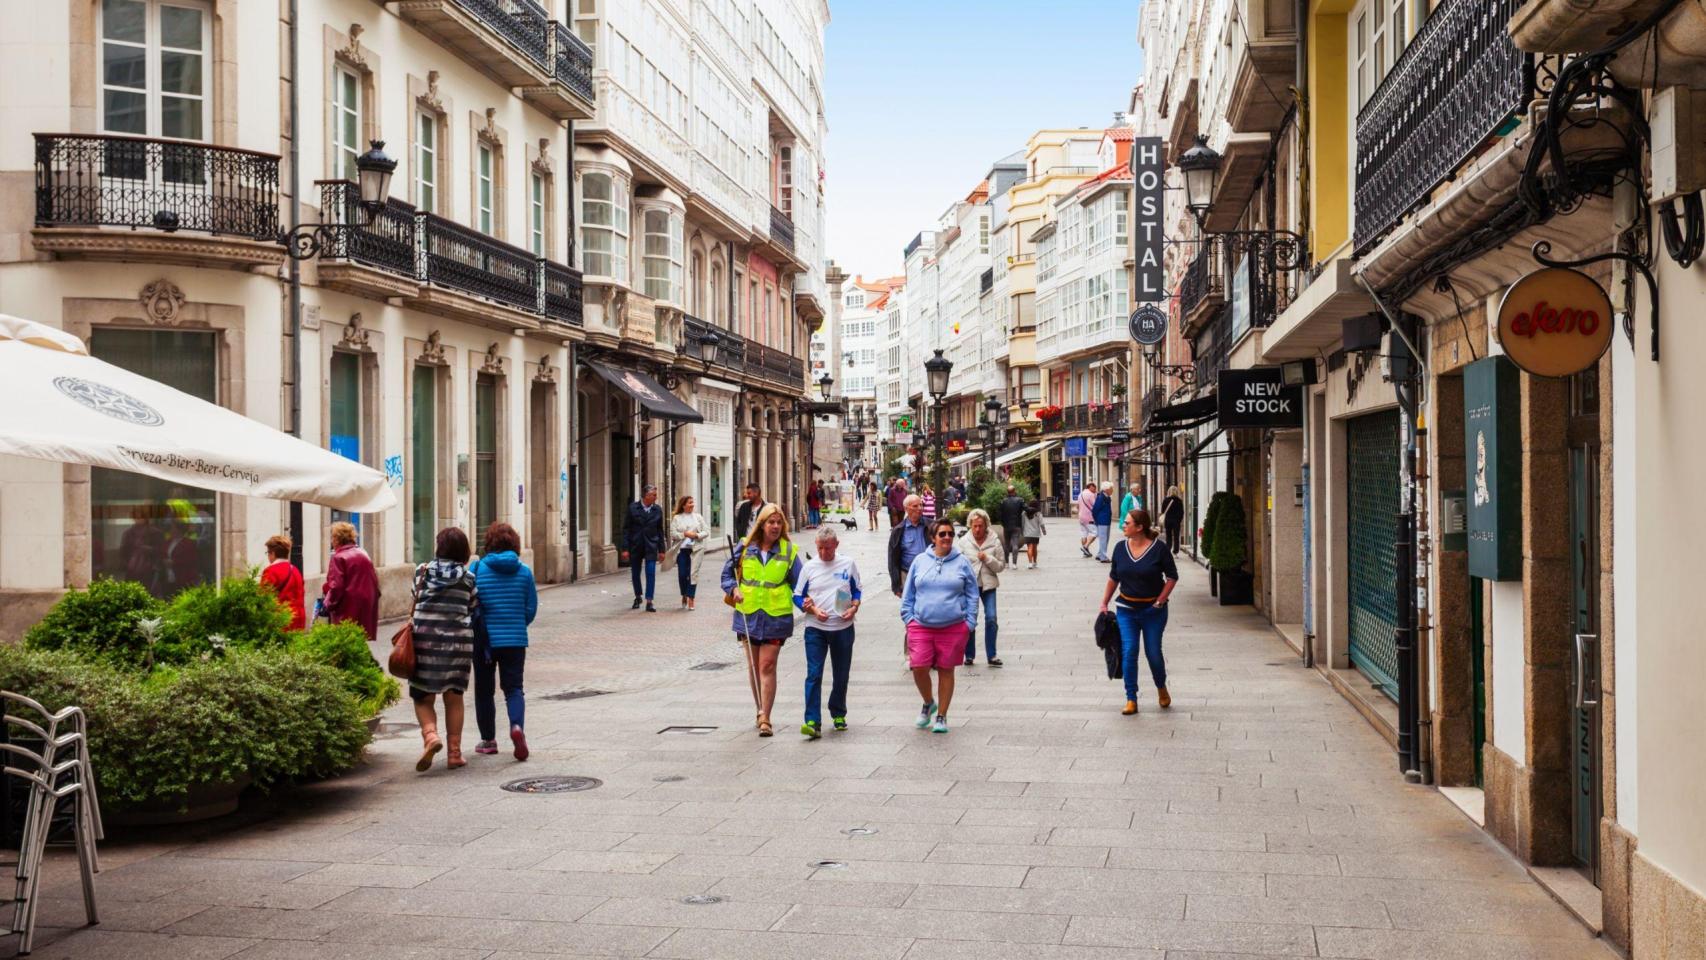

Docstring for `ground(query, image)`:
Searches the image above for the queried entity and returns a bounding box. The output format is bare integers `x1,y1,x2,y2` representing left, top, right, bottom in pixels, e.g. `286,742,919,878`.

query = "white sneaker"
931,715,949,734
915,702,935,728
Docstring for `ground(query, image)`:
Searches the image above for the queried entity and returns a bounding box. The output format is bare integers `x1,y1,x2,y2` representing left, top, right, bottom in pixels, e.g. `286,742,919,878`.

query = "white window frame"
530,171,546,256
99,0,212,140
640,205,683,304
477,141,495,235
415,109,438,212
580,170,630,282
777,144,793,215
331,62,362,180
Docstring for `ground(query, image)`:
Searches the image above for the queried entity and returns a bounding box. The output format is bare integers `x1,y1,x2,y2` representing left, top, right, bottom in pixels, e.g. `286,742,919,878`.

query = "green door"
329,352,362,533
411,365,437,563
1346,410,1401,698
1570,444,1601,875
475,374,498,537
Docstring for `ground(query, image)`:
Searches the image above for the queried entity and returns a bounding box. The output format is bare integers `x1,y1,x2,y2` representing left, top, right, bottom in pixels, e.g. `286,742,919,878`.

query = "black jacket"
1160,496,1186,526
733,498,761,541
623,501,666,558
887,518,929,594
997,495,1027,532
1094,610,1122,680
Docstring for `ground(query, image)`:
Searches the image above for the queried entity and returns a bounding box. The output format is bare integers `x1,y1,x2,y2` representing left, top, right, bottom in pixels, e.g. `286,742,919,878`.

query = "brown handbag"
387,621,415,679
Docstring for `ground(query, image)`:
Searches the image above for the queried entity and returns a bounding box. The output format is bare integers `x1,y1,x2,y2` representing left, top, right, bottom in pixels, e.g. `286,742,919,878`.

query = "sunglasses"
934,530,955,539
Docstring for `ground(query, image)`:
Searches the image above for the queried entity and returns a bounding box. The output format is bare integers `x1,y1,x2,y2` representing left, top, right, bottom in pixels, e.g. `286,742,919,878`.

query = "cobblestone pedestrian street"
24,522,1614,959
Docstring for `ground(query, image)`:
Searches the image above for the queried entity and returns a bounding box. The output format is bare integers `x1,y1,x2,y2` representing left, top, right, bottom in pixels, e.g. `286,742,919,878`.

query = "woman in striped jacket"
410,527,479,772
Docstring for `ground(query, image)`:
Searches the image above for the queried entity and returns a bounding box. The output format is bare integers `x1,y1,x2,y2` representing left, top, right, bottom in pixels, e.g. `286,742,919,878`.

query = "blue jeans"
630,553,656,601
802,625,855,724
1115,603,1168,701
676,548,696,599
1095,524,1112,560
808,507,821,526
473,646,526,740
964,588,999,661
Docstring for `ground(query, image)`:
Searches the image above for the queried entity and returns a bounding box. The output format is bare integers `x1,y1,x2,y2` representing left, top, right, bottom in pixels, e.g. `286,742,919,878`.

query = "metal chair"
0,693,100,956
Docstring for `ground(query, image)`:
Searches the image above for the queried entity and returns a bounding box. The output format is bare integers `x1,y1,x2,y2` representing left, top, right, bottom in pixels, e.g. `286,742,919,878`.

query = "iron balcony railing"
1180,241,1225,318
1353,0,1530,253
317,179,581,326
682,314,805,393
769,204,796,255
460,0,549,67
34,133,279,239
549,23,595,102
1193,314,1232,387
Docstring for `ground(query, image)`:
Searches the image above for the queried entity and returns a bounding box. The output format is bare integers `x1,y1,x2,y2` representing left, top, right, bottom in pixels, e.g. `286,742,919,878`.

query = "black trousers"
1165,520,1182,553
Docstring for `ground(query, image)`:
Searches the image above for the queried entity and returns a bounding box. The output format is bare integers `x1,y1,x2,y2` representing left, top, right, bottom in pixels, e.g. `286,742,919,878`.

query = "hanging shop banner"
1464,356,1522,580
1217,368,1303,428
1129,304,1167,346
1495,267,1614,378
1063,437,1088,458
1132,137,1165,302
946,438,967,454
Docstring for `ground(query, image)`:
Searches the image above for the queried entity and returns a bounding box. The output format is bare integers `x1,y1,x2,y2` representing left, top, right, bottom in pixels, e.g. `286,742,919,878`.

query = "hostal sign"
1217,369,1303,429
1495,267,1614,378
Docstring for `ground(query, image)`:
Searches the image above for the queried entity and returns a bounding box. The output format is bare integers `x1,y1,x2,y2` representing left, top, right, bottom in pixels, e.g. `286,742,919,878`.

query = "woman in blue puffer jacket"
471,522,538,761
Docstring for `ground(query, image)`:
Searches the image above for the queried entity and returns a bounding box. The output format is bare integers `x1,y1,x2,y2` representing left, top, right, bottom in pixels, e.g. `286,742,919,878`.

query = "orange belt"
1119,592,1157,604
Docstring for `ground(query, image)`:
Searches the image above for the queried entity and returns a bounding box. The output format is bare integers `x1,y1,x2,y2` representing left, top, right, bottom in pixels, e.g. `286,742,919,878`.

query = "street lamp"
817,373,834,401
923,349,952,495
696,327,723,367
1177,134,1221,226
983,394,1003,472
281,140,397,259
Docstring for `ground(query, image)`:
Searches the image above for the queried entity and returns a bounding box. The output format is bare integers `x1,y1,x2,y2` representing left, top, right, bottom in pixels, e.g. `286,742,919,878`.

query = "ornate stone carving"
532,138,553,176
418,70,444,114
138,279,185,325
420,329,447,365
341,23,367,69
534,353,557,383
479,108,500,146
481,341,505,375
339,312,371,351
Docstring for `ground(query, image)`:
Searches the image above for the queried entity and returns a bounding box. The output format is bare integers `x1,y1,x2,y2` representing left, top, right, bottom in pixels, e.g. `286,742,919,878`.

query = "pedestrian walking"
996,485,1027,566
623,484,666,612
1092,482,1114,562
793,526,863,738
470,522,536,761
920,484,937,523
1160,486,1186,554
410,527,479,771
806,481,824,528
888,494,930,662
887,477,909,527
259,535,305,631
1119,483,1144,526
721,503,802,738
671,496,710,610
900,518,979,734
1076,483,1097,558
320,521,380,640
1022,499,1047,568
1098,508,1178,715
957,509,1005,667
734,483,764,541
865,482,882,530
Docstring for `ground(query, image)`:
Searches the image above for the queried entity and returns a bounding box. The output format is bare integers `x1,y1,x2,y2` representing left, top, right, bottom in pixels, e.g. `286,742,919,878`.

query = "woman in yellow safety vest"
720,503,802,737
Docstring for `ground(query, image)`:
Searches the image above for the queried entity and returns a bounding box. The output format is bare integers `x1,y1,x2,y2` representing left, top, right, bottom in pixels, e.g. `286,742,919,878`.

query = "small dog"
838,517,858,530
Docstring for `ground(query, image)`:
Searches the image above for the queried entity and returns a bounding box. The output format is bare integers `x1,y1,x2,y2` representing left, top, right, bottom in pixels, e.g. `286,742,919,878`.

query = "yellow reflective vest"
735,541,797,618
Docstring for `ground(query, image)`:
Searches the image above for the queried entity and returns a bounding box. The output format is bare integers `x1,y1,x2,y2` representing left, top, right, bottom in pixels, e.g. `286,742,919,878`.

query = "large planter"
105,776,253,827
1216,569,1254,606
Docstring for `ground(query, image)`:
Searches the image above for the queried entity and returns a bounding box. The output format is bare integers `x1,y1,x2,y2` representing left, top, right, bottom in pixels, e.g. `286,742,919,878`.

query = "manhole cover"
810,860,848,869
681,894,724,905
842,827,878,837
500,776,602,794
654,775,687,783
545,689,608,701
689,662,732,671
658,726,719,735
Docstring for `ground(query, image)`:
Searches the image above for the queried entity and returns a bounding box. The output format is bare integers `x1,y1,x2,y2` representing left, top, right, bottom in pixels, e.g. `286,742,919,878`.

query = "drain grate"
810,859,848,869
681,894,724,905
545,689,608,701
653,775,688,783
841,827,878,837
500,775,603,794
689,662,733,671
657,725,719,735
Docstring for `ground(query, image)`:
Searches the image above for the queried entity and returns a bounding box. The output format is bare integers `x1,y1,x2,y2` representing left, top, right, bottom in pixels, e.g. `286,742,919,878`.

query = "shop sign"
1063,437,1088,458
1129,304,1167,346
946,438,967,454
1217,368,1302,428
1464,356,1521,580
1107,444,1126,461
1110,428,1131,443
892,414,915,432
1495,267,1614,378
1132,137,1165,303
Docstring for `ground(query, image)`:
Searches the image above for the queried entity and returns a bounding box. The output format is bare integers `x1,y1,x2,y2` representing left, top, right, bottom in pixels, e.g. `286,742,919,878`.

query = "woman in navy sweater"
1097,508,1178,714
471,522,538,760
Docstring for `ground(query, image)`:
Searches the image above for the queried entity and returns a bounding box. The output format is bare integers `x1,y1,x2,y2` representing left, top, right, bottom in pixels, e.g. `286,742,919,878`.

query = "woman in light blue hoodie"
471,522,537,761
900,518,980,733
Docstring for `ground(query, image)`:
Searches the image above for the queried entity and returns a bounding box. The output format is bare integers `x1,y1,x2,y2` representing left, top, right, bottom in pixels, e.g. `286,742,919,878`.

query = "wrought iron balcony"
1193,315,1232,388
34,133,279,239
1179,241,1225,328
550,23,595,104
682,314,805,394
769,204,796,255
461,0,549,66
1353,0,1529,253
314,179,581,326
398,2,594,119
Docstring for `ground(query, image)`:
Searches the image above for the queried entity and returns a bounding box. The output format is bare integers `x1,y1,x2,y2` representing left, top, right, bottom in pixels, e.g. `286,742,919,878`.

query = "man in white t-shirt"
793,525,863,739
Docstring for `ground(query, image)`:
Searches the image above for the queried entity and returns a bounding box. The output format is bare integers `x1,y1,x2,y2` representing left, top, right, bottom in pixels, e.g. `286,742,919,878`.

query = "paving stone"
169,880,358,910
317,884,605,923
226,943,491,960
421,866,713,899
315,912,671,955
1184,893,1391,927
925,841,1108,867
779,902,1069,943
1047,827,1265,853
897,941,1164,960
31,897,205,933
290,863,450,889
647,927,914,960
578,894,792,930
1105,847,1340,876
22,929,257,960
1062,913,1319,955
161,904,357,940
1312,926,1615,959
902,883,1185,921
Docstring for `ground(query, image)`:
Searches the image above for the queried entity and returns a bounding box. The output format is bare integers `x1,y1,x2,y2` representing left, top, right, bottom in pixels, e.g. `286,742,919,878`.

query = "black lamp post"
281,140,397,259
982,394,1003,472
924,349,952,494
817,374,834,402
697,327,723,367
1177,134,1221,228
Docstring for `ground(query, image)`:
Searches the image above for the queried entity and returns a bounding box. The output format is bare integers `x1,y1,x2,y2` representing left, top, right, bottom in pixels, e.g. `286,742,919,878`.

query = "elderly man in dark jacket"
623,484,666,611
997,485,1027,565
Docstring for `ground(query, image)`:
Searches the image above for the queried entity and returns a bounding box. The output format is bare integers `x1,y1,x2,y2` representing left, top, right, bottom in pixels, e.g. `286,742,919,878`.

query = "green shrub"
964,466,996,506
0,646,368,812
1201,492,1228,559
22,578,162,667
976,479,1035,520
158,573,292,662
1206,492,1248,572
289,622,399,717
945,504,971,527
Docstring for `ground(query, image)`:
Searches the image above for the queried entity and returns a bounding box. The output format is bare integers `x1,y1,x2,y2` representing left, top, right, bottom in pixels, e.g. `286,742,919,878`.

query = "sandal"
416,736,443,772
758,716,774,737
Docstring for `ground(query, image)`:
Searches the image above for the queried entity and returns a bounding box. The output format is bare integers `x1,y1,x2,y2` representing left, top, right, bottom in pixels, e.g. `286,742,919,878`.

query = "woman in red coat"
321,522,380,640
259,535,306,630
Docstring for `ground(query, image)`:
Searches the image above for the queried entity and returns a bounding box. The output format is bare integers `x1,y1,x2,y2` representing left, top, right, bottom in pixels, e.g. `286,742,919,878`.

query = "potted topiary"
1206,492,1253,605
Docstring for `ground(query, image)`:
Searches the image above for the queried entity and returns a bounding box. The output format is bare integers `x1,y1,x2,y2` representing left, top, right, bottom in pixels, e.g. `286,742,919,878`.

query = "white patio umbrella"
0,315,395,513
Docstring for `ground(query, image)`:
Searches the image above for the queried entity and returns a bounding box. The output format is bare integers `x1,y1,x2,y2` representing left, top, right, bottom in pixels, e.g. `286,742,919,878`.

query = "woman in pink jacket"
321,522,380,640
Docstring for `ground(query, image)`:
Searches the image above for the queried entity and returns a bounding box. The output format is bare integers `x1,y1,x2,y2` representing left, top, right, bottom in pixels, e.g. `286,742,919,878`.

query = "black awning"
585,360,704,423
1144,394,1217,435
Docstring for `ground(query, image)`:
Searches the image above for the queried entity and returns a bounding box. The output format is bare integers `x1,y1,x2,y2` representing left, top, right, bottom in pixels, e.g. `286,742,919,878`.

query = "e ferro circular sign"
1496,267,1614,378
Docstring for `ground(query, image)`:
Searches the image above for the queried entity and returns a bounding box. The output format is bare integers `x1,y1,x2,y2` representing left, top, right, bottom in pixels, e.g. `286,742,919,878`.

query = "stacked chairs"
1,693,100,955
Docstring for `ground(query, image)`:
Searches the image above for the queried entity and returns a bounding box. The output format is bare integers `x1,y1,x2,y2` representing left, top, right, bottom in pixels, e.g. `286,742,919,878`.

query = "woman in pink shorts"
899,518,980,733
